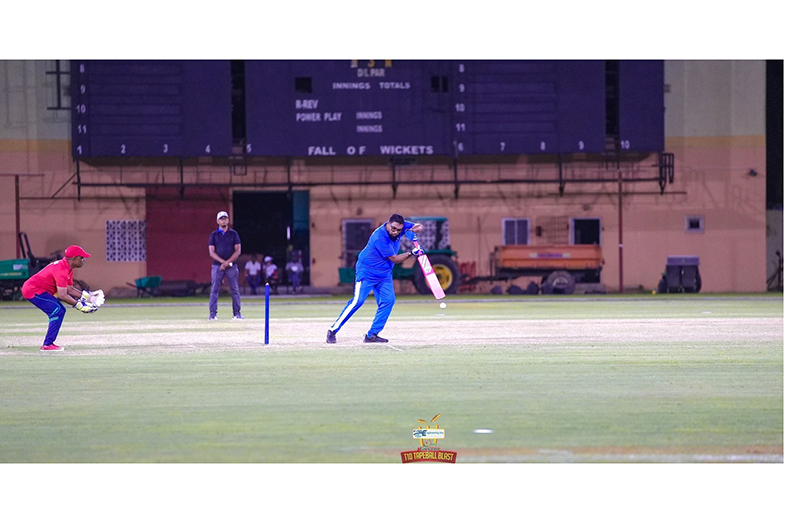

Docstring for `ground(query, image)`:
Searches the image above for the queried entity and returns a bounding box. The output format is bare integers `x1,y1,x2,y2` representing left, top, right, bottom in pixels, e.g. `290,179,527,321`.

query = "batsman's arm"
388,252,414,264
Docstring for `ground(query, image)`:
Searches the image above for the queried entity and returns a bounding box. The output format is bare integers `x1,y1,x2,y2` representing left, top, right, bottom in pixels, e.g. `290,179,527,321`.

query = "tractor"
396,216,461,295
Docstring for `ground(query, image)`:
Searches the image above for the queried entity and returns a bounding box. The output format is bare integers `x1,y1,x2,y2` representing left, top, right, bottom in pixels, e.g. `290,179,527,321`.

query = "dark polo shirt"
209,227,241,265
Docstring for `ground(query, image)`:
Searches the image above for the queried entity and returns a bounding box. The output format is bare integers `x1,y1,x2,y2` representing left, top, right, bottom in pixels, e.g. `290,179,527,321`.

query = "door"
571,217,601,283
232,191,310,285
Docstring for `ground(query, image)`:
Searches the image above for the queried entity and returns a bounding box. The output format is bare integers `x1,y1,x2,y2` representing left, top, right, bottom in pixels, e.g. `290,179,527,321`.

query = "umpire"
208,210,243,320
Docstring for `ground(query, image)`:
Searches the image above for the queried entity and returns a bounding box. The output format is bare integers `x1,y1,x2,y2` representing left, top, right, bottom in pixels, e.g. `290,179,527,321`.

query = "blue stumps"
264,283,270,345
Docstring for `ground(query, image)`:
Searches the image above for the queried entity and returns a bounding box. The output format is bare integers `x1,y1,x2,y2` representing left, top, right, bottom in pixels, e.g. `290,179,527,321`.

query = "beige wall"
661,60,766,291
1,61,148,290
0,60,768,293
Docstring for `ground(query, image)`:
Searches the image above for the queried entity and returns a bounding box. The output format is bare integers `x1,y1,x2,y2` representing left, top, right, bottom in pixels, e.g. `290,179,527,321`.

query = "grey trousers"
209,264,241,316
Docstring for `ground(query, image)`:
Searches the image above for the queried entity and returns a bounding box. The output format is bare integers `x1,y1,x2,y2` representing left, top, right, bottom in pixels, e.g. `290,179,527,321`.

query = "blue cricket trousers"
330,276,396,337
28,293,67,346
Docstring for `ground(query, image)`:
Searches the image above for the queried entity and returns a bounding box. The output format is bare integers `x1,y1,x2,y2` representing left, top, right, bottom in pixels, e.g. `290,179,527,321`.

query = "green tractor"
338,217,462,295
396,217,461,295
0,258,29,301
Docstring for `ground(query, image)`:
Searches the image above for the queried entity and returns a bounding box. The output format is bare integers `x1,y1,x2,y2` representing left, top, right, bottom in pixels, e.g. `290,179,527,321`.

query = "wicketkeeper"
21,245,104,352
327,214,423,344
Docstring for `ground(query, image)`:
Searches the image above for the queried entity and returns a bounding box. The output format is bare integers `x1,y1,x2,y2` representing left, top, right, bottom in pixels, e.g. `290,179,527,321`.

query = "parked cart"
461,244,604,295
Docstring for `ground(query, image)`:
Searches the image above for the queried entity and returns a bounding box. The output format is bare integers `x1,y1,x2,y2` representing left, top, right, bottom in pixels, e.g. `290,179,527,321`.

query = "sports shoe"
208,315,217,320
40,344,64,352
232,315,245,320
326,330,336,344
364,334,388,343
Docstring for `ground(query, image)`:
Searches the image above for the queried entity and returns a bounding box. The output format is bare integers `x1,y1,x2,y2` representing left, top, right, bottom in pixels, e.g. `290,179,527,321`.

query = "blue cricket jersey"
355,221,416,280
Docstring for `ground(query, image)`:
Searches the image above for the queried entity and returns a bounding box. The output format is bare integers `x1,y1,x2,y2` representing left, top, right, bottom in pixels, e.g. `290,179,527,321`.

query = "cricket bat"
413,240,446,300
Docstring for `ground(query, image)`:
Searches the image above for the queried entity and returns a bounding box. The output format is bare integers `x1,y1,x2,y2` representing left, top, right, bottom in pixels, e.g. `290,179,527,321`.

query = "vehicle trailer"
463,244,603,295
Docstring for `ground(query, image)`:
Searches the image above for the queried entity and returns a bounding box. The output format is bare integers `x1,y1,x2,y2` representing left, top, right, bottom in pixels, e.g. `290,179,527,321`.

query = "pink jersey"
22,258,73,299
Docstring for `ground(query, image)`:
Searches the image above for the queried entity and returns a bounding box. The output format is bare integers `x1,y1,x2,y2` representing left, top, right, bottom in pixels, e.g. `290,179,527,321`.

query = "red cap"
64,245,91,258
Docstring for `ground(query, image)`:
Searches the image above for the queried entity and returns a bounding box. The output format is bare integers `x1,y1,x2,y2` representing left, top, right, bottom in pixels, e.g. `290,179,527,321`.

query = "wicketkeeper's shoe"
232,314,245,320
40,344,64,352
364,334,388,343
326,330,336,344
208,315,218,320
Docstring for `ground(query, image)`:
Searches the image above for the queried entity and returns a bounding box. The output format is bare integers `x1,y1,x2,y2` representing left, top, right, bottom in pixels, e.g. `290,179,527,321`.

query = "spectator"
263,256,280,294
285,251,304,294
244,254,263,295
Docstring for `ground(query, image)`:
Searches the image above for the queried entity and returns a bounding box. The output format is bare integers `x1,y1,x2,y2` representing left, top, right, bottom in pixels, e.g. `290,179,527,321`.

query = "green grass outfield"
0,293,783,463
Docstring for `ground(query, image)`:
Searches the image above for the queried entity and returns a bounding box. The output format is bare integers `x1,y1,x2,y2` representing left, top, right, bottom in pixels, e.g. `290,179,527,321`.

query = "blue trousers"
330,276,395,337
288,270,301,292
209,264,241,316
246,273,262,293
28,293,67,346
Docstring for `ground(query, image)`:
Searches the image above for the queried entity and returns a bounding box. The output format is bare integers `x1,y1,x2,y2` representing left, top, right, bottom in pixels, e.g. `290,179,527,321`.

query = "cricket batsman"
21,245,104,351
327,214,424,344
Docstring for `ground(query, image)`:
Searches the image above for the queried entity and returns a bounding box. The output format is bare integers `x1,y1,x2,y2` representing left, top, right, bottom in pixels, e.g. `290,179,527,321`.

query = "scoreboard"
618,60,665,153
452,60,607,155
245,60,452,157
71,60,232,157
71,60,664,159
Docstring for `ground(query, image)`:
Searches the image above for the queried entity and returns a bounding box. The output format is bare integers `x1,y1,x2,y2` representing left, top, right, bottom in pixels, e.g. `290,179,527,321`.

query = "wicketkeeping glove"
411,246,425,257
82,289,105,307
74,297,98,313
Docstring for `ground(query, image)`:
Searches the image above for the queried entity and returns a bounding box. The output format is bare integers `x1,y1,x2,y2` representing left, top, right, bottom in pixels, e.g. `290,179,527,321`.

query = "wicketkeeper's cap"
264,256,273,262
217,211,229,220
65,245,91,258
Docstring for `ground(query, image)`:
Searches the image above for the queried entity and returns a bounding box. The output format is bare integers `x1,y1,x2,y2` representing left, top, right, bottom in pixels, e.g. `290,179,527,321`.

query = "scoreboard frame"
71,60,665,160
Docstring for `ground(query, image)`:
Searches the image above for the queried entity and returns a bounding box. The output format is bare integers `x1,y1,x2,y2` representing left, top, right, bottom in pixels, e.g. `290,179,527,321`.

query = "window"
502,218,530,245
45,60,71,111
342,219,374,267
685,215,704,234
106,220,147,261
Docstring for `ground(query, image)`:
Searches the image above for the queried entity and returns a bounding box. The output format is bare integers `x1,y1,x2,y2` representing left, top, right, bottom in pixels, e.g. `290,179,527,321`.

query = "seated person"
263,256,280,293
244,254,263,295
285,252,304,294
